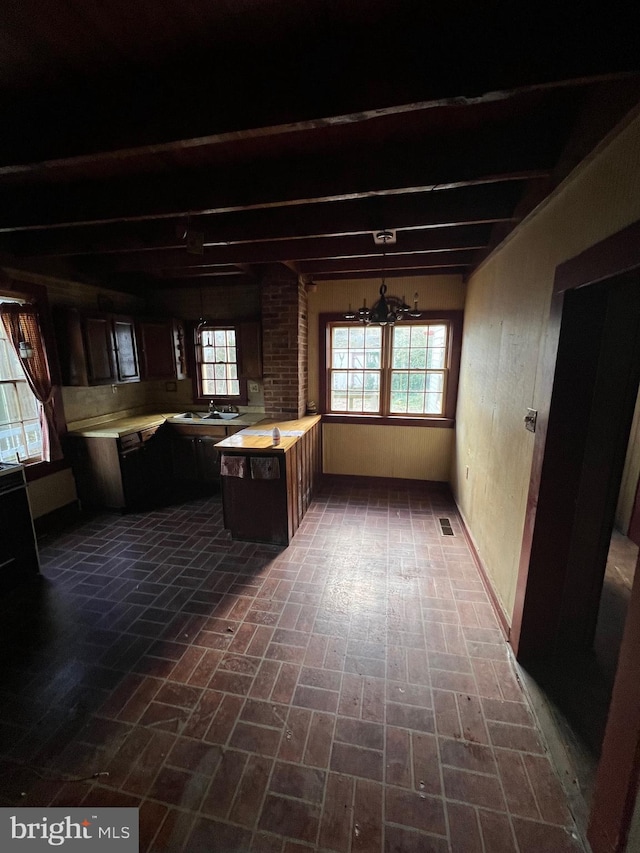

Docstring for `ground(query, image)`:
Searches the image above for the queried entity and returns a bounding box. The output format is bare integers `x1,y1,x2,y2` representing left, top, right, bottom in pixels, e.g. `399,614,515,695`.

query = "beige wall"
27,468,77,519
308,275,466,481
453,107,640,620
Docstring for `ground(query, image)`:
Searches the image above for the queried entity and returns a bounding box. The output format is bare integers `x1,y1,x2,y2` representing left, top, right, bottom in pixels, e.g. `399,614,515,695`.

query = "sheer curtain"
0,302,63,462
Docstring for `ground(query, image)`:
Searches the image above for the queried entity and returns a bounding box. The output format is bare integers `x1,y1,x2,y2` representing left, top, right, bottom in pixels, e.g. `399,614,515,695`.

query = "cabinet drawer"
140,426,160,442
119,432,142,451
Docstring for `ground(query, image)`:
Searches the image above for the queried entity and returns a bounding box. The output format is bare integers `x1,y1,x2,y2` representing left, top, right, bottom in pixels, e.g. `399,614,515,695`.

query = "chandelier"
343,230,422,326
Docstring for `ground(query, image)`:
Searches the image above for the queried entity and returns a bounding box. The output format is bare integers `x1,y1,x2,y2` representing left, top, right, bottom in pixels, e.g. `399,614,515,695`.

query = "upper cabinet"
137,318,175,380
137,318,189,381
239,320,262,379
75,311,140,385
55,307,189,386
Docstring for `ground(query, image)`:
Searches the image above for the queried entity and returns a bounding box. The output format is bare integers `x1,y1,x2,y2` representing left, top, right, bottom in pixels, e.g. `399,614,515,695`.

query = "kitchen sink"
172,411,239,422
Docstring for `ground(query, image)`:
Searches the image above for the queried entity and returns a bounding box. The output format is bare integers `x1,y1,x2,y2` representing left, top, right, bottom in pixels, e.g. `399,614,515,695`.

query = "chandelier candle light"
343,231,422,325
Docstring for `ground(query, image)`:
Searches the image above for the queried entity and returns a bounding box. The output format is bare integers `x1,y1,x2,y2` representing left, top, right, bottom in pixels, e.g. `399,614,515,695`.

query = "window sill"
321,414,455,428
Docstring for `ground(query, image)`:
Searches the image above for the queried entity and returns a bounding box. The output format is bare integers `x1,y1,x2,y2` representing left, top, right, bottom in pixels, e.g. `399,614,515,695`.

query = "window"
321,311,462,425
200,327,239,397
0,311,43,463
193,323,248,404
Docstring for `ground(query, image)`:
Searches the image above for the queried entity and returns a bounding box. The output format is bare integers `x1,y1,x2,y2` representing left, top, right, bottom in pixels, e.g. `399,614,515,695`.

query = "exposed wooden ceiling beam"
297,251,475,275
4,185,521,257
78,225,491,272
309,267,471,282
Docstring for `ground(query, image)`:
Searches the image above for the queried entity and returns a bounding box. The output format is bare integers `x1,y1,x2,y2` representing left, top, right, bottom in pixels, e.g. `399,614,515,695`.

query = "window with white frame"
0,311,43,462
323,312,462,421
199,327,240,397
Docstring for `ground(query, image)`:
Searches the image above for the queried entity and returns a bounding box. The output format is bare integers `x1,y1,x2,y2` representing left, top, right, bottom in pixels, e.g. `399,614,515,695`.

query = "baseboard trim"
455,503,511,640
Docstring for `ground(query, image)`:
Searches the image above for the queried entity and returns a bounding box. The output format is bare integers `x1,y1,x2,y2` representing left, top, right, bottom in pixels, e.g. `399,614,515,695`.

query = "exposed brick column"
260,268,308,420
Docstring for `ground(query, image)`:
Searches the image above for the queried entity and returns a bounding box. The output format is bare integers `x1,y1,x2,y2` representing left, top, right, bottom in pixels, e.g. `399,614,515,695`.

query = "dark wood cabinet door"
138,319,176,380
239,320,262,378
171,434,199,480
196,436,221,481
53,306,89,386
119,447,148,505
84,315,115,384
113,317,140,382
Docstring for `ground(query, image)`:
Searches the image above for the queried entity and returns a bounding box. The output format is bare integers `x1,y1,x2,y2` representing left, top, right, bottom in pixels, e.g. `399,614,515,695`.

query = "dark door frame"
510,219,640,853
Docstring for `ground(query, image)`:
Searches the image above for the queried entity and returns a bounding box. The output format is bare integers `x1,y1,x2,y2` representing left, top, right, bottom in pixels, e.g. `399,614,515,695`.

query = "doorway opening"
514,271,640,817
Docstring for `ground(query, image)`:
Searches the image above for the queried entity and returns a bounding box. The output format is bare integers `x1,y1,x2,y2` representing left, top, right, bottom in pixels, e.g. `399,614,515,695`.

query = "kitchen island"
215,415,322,545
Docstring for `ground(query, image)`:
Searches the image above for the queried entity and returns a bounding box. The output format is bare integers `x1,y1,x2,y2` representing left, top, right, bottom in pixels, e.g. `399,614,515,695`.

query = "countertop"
214,415,321,453
67,411,265,438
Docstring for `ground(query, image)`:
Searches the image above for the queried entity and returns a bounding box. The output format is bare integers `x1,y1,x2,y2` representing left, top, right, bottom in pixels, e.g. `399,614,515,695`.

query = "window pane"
331,392,347,410
17,384,39,419
0,383,20,423
407,393,424,413
331,372,348,390
429,326,447,347
426,372,444,392
410,326,428,348
349,349,366,369
409,373,426,391
365,326,382,347
392,348,409,369
426,392,443,413
409,348,427,369
349,327,365,349
333,328,349,349
391,372,408,391
393,327,410,347
427,347,445,368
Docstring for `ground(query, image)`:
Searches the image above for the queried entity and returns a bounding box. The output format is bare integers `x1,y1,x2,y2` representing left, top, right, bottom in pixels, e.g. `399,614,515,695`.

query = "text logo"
1,808,138,851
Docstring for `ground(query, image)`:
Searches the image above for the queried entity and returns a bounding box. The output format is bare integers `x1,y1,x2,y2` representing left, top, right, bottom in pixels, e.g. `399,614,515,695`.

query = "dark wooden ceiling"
0,1,638,294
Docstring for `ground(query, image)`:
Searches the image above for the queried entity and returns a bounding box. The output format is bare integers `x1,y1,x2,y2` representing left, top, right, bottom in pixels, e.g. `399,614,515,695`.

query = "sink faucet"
208,400,219,414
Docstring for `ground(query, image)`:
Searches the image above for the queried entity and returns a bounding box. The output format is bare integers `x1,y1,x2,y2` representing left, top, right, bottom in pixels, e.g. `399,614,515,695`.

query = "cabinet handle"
0,557,17,569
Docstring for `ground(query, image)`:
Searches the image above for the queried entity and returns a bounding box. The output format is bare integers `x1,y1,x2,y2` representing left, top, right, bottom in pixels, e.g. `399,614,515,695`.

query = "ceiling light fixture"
343,230,422,325
195,284,209,342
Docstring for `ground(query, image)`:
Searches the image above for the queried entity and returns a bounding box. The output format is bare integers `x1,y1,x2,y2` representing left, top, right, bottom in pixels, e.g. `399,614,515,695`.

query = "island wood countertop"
214,415,321,454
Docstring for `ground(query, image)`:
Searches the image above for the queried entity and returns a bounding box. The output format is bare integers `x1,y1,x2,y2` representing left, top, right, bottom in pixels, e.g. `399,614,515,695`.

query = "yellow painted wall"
324,423,453,481
27,468,77,519
308,275,466,481
454,107,640,620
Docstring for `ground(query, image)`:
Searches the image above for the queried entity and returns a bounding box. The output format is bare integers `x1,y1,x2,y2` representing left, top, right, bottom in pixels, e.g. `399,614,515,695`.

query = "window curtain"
0,302,63,462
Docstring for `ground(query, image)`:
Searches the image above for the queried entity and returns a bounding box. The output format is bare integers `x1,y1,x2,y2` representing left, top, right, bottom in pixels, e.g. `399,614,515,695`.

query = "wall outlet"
249,381,260,393
111,384,118,394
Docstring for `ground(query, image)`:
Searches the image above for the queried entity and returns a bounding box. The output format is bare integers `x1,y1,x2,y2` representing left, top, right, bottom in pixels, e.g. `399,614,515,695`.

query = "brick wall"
261,270,308,419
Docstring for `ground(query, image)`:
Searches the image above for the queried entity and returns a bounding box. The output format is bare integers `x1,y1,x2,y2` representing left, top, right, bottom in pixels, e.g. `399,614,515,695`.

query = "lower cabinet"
169,424,243,485
67,424,169,510
171,434,222,483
